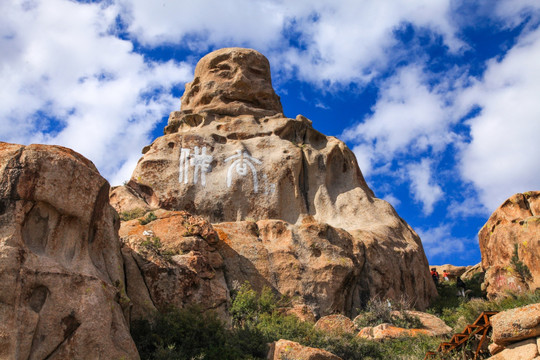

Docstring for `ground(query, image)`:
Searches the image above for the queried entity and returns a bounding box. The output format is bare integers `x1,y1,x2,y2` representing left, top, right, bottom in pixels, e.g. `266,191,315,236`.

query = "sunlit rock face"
0,143,139,360
180,47,283,117
111,47,437,315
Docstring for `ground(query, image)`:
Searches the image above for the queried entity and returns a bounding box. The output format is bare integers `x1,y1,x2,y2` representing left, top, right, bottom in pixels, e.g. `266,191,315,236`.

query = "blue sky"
2,0,539,266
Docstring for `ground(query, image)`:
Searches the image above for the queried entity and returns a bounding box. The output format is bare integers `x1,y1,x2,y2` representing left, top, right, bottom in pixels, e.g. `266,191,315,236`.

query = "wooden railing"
425,311,498,360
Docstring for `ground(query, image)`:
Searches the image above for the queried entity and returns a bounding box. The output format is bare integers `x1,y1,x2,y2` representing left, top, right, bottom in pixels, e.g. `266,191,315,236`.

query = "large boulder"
491,303,540,346
112,47,437,313
267,339,342,360
479,191,540,298
0,143,138,359
119,209,229,320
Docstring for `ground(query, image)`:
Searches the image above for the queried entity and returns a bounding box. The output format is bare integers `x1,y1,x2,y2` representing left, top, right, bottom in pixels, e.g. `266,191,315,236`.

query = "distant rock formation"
479,191,540,298
112,47,437,315
0,143,138,359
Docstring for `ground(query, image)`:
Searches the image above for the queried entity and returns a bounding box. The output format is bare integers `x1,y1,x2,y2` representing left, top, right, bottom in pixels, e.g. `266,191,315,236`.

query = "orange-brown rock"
357,323,432,340
397,311,452,336
314,314,356,334
113,47,437,314
479,191,540,298
267,339,342,360
0,142,138,359
491,303,540,346
487,338,539,360
119,210,229,320
461,262,484,281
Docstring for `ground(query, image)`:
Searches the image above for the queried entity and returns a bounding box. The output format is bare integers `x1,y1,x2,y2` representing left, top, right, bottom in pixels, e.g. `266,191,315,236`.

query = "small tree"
511,244,532,285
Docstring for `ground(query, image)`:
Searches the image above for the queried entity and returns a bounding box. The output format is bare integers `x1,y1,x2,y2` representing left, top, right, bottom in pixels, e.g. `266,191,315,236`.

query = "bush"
354,298,423,329
139,212,157,225
119,208,147,221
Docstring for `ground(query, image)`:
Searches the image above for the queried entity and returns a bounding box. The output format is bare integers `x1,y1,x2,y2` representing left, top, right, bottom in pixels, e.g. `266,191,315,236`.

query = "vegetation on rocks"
131,283,445,360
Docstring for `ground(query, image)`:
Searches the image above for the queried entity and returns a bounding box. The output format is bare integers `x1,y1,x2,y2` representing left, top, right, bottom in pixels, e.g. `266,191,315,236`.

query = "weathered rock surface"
113,47,437,314
491,303,540,346
461,262,484,281
479,191,540,298
357,323,432,340
0,143,138,359
267,339,342,360
399,311,452,336
487,338,539,360
180,47,283,118
119,209,229,320
486,304,540,360
314,314,356,334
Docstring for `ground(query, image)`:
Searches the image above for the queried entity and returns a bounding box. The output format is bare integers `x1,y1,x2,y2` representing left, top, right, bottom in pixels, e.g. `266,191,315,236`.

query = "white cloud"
458,27,540,212
116,0,460,85
381,193,401,208
0,0,192,184
343,65,457,168
416,223,467,260
407,159,444,215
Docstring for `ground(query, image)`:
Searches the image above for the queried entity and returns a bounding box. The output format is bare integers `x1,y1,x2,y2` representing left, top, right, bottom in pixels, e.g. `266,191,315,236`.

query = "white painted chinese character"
262,174,276,195
225,150,262,193
190,146,213,186
179,148,190,184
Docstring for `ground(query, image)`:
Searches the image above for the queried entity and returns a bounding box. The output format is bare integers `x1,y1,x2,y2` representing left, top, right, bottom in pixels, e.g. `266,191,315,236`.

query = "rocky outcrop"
267,339,342,360
430,264,468,281
0,143,138,359
487,303,540,359
479,191,540,298
357,323,432,340
119,209,229,320
461,262,484,281
314,314,356,334
112,47,437,315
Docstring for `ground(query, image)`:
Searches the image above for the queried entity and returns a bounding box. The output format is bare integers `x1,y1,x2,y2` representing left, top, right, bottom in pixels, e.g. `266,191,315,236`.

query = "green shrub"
354,298,422,329
139,212,157,225
511,244,533,284
119,208,147,221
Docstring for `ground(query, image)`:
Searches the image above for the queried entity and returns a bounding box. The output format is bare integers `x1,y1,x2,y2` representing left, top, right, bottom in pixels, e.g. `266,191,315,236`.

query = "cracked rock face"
479,191,540,298
180,47,283,118
112,48,436,314
0,143,138,360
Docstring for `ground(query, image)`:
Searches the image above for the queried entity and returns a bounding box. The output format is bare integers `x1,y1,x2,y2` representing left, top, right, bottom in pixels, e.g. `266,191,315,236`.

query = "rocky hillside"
111,47,437,316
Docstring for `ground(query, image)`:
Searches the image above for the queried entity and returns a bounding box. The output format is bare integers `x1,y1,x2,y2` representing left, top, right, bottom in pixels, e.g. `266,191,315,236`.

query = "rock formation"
0,143,138,359
487,303,540,359
111,47,437,316
479,191,540,298
267,339,343,360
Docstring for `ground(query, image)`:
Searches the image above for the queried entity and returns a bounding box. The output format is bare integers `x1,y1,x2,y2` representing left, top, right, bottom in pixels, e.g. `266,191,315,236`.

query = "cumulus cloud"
416,223,468,260
407,159,444,215
458,27,540,211
116,0,461,85
0,0,192,184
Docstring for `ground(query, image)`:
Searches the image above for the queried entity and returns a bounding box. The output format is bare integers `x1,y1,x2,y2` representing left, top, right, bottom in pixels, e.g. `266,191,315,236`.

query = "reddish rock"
267,339,342,360
430,264,468,281
119,210,229,320
357,323,432,340
491,303,540,346
397,311,452,336
314,314,356,334
479,191,540,298
0,143,138,359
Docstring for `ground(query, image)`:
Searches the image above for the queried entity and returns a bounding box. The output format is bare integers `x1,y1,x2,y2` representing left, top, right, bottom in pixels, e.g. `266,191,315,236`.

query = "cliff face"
479,191,540,298
0,143,138,360
112,47,437,315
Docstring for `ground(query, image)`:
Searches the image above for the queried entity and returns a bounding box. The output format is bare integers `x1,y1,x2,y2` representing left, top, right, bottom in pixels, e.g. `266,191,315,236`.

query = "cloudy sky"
2,0,539,266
